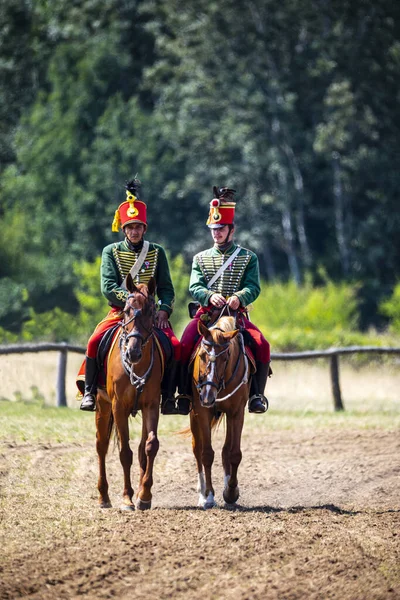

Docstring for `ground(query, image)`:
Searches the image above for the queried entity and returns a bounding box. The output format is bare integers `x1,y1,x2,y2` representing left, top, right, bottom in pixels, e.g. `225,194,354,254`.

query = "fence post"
56,346,68,407
330,353,344,411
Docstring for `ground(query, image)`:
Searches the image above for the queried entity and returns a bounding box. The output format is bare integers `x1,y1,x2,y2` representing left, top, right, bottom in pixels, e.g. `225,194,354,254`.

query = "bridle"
121,291,154,347
120,290,156,395
196,333,231,393
196,326,249,402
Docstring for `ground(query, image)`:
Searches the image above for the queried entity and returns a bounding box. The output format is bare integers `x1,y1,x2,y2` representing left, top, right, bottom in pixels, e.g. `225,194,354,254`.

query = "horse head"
196,317,239,407
122,275,156,364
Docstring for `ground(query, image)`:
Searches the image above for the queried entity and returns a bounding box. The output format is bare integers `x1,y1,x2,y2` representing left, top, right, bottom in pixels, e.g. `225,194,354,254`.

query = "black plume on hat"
125,178,141,198
213,186,236,202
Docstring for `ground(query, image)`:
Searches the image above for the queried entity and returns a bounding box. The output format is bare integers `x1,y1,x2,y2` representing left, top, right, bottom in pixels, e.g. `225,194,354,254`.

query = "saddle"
154,327,173,368
97,323,121,371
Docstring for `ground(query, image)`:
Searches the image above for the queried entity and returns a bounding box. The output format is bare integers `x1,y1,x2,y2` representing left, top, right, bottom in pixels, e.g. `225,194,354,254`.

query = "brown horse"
96,275,162,510
190,315,251,508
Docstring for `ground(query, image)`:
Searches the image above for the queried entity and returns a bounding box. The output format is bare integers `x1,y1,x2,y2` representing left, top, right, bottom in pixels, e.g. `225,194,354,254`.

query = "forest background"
1,0,400,351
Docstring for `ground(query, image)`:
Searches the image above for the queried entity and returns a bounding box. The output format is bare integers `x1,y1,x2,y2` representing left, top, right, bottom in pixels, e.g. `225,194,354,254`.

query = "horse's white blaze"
197,472,206,495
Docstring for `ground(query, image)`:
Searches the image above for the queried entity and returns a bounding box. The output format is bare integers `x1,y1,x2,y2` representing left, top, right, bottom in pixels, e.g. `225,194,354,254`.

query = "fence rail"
1,343,399,411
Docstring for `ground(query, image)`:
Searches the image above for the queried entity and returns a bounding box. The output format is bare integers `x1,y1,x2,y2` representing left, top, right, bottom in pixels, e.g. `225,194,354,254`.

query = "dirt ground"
1,423,399,600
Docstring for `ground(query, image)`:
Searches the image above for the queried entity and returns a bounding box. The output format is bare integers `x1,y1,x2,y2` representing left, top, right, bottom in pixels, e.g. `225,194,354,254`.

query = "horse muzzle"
125,341,142,364
198,381,218,408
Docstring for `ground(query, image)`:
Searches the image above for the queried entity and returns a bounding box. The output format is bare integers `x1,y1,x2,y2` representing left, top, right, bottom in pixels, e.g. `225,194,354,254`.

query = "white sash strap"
207,245,241,289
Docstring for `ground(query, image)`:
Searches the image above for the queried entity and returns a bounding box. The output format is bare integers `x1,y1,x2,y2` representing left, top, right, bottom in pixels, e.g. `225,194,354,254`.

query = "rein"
196,331,249,402
119,291,156,408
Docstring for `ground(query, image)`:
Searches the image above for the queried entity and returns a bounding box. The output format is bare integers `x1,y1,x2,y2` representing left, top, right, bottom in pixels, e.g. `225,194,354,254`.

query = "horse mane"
210,316,236,332
209,316,240,354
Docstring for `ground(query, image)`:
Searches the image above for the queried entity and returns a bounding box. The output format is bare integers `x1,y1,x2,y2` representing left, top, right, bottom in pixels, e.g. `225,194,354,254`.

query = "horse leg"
223,410,245,505
136,404,159,510
221,418,233,494
197,408,216,509
96,398,113,508
114,408,135,510
190,411,206,505
137,418,147,495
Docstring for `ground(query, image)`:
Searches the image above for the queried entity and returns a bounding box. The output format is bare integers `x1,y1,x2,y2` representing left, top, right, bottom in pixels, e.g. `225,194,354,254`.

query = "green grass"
1,397,399,445
0,399,96,443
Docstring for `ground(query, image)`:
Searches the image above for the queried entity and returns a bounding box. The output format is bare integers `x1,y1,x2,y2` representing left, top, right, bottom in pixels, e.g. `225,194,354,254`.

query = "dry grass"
1,351,399,416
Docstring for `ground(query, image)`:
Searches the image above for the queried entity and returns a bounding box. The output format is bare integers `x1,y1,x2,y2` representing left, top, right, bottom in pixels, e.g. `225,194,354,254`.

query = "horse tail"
176,426,191,438
211,412,224,431
177,411,224,437
108,411,115,441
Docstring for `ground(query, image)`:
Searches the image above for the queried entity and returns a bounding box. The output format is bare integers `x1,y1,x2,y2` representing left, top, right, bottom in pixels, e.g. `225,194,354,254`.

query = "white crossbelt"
123,240,150,287
207,245,241,289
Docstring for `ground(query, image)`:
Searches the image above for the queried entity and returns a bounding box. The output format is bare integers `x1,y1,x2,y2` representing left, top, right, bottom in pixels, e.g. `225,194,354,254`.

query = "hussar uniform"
78,180,182,413
179,187,271,413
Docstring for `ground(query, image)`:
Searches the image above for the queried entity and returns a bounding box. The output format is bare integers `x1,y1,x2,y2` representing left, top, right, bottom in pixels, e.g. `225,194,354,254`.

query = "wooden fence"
1,342,399,411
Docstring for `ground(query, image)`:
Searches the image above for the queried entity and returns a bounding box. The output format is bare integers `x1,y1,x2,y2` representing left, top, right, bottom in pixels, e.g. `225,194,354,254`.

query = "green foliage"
0,253,190,344
266,327,392,354
0,0,400,337
253,278,358,332
380,283,400,334
167,254,191,336
251,278,390,351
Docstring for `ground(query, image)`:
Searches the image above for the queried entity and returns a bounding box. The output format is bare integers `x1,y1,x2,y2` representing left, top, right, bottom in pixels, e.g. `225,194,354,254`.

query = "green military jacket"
101,240,175,315
189,242,261,307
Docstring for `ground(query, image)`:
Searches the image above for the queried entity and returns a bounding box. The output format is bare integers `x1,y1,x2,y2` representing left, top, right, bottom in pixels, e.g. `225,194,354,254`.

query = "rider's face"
211,225,234,245
124,223,146,244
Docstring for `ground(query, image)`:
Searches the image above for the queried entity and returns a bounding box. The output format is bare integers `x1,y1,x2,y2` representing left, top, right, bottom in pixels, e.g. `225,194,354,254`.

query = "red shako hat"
112,179,147,231
206,186,236,229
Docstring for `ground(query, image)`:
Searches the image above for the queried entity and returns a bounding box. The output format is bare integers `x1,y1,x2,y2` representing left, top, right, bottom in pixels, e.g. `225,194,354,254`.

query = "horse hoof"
199,492,216,509
223,487,240,505
120,503,135,512
136,498,152,510
99,501,112,509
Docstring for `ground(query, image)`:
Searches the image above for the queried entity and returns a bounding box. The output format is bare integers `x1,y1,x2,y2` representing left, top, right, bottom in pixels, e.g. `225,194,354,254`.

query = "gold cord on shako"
206,187,237,228
112,179,143,232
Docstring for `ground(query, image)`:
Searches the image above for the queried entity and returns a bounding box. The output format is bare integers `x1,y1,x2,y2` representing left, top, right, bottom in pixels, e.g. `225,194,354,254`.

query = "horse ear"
147,277,156,297
198,319,210,339
223,329,239,341
126,273,139,294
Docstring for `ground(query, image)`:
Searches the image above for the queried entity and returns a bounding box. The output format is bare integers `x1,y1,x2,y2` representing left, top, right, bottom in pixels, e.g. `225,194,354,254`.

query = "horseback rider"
78,178,190,415
178,186,271,413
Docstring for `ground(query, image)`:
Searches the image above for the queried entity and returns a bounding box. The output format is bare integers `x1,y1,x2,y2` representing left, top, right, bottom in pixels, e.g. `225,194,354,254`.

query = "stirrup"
80,393,97,412
248,394,268,414
175,394,192,415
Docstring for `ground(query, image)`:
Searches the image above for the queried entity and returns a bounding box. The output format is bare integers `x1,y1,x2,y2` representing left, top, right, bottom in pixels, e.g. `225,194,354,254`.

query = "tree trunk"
332,153,351,276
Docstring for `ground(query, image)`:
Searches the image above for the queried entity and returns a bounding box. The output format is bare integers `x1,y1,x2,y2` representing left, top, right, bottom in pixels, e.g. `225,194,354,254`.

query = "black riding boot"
80,356,99,412
161,360,191,415
173,362,192,413
248,361,270,413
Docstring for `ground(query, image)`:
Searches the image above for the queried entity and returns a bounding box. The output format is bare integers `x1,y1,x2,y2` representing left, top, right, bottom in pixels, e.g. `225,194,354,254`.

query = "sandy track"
1,427,399,599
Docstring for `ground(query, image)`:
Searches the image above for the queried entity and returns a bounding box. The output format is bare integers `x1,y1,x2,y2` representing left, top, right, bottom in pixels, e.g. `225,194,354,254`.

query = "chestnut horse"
96,275,162,510
190,316,251,508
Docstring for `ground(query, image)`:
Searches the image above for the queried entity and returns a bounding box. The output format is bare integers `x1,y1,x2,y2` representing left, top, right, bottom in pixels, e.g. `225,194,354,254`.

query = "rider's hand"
227,295,240,310
156,309,169,329
210,293,226,308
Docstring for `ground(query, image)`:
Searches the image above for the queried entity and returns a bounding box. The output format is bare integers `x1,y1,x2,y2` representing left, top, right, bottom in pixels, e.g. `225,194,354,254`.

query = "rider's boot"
161,360,191,415
80,356,99,412
248,361,270,413
173,361,192,414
